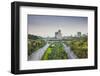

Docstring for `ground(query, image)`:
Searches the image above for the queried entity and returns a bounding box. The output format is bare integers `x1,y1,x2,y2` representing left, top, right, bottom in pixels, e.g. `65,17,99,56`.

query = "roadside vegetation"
42,42,68,60
64,37,88,58
28,34,46,56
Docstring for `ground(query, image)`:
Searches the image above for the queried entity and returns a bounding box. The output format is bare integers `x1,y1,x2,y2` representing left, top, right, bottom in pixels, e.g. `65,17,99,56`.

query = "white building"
55,29,62,40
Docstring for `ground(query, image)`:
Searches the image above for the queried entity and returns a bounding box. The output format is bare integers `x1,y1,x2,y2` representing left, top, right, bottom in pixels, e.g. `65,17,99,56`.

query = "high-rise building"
55,29,62,39
77,32,81,37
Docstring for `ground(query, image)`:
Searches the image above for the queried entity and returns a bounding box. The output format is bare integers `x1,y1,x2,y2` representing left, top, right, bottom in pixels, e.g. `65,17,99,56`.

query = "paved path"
28,43,50,60
62,43,77,59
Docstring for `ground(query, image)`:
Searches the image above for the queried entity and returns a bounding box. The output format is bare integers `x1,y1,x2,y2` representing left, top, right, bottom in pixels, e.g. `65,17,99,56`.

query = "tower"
55,29,62,39
77,32,81,37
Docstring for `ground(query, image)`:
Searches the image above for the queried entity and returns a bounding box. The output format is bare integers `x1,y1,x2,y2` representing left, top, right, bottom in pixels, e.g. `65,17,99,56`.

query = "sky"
28,15,88,37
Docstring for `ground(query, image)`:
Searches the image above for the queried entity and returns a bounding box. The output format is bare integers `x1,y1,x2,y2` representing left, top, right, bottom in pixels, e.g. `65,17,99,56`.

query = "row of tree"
28,34,46,56
64,37,88,58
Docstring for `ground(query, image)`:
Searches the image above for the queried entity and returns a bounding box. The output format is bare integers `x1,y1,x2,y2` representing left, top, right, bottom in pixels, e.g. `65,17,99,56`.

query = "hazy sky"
28,15,88,37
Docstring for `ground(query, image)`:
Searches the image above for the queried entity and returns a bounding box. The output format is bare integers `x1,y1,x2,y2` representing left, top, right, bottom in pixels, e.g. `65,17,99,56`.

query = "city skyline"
28,15,88,37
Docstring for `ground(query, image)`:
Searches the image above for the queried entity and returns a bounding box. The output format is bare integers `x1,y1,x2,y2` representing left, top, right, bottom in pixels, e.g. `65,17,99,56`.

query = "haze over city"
28,15,88,37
